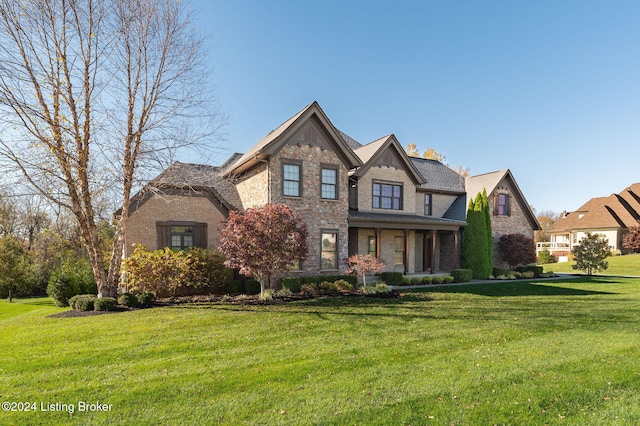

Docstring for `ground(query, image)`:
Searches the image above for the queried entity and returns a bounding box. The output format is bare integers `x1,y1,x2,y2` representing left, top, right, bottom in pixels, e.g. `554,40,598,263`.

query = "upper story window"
495,193,510,216
373,182,402,210
283,163,301,197
170,225,194,250
424,194,433,216
321,167,338,199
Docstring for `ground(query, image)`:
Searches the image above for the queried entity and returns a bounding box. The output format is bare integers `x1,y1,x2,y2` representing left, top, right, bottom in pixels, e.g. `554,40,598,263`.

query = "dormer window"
373,182,402,210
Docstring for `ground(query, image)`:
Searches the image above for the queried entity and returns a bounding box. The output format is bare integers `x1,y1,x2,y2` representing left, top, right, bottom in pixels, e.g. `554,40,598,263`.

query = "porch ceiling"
348,210,466,231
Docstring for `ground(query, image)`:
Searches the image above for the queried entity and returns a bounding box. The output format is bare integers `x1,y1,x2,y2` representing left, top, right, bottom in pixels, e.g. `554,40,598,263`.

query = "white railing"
536,242,571,253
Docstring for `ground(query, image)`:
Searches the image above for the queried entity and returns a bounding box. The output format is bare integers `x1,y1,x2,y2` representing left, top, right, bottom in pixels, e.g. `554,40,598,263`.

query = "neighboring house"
125,101,538,282
544,183,640,256
466,170,541,267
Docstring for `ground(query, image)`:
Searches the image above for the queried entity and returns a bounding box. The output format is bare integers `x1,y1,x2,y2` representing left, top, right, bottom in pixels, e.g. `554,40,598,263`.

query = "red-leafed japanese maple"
346,254,385,288
498,233,536,269
219,204,308,295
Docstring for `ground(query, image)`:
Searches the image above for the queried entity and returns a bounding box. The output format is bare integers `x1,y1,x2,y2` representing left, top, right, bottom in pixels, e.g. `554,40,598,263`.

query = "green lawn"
541,253,640,276
2,277,640,425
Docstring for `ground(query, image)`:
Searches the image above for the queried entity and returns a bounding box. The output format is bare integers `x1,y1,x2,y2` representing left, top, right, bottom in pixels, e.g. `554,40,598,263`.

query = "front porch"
348,211,466,274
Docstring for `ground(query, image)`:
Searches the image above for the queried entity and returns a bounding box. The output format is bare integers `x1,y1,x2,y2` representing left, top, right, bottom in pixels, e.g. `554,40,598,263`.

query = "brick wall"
125,192,226,255
234,162,269,208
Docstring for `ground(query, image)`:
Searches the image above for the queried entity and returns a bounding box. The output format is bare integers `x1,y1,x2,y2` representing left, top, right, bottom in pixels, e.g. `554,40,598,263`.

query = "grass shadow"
418,281,616,297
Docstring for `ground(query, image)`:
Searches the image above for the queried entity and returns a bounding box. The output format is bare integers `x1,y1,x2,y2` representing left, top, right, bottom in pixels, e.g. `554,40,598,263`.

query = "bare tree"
0,0,224,297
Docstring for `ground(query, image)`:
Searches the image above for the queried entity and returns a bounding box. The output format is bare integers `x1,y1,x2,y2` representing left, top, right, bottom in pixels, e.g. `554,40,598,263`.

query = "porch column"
430,230,437,273
375,228,381,258
403,229,410,275
452,230,459,269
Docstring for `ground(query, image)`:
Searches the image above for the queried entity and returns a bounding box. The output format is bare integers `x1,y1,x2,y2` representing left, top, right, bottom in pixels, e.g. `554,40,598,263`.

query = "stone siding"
125,192,226,255
490,180,535,267
268,143,350,275
234,162,269,208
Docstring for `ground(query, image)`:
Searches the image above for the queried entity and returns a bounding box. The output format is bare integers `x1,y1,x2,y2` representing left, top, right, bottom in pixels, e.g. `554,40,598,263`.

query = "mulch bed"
47,306,135,318
46,290,401,318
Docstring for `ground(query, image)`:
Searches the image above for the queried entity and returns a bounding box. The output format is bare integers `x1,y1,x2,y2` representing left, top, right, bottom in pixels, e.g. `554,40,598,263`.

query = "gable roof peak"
223,101,361,175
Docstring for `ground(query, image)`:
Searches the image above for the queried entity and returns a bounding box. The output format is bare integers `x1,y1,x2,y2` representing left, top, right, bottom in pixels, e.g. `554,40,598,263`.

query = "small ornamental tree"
219,204,308,295
498,233,536,269
346,254,385,288
622,226,640,253
572,232,610,275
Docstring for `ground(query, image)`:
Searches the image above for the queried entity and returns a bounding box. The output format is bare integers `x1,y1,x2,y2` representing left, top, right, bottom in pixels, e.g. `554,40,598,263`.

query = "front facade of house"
124,101,539,282
544,183,640,256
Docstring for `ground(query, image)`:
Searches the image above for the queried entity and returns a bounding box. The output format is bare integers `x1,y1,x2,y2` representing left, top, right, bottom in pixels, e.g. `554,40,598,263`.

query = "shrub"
275,288,293,298
94,297,117,311
227,280,243,294
515,265,543,276
74,295,96,311
492,267,511,277
451,269,473,282
118,292,138,308
364,282,391,294
244,280,261,295
512,271,522,279
521,271,535,279
410,277,422,285
137,292,156,307
260,289,275,301
300,283,318,295
537,249,556,265
318,281,339,294
124,245,232,296
432,275,444,284
380,272,403,286
47,277,81,307
69,294,96,311
333,279,353,291
443,275,454,283
280,277,303,293
421,275,432,284
498,234,536,269
401,276,412,286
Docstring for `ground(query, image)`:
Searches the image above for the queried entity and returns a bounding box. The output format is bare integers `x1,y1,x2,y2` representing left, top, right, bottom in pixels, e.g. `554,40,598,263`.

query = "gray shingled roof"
151,162,242,210
410,157,466,193
349,210,466,228
338,130,363,150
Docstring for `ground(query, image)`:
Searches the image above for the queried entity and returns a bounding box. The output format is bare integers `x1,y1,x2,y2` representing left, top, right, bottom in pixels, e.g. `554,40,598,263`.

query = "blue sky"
190,0,640,214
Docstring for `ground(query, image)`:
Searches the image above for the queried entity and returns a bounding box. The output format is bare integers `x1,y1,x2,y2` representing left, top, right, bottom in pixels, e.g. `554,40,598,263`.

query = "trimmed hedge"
493,267,511,278
137,292,156,307
244,280,261,295
118,292,138,308
380,272,403,286
515,265,543,276
94,297,118,311
279,275,357,293
69,294,97,311
451,269,473,282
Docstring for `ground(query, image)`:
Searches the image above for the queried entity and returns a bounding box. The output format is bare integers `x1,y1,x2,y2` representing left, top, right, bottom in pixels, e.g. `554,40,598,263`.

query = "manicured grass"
540,253,640,276
2,277,640,425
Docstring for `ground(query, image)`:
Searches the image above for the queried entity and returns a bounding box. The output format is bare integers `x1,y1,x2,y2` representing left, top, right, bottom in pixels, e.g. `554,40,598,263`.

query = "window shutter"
493,195,499,215
505,194,511,216
156,222,170,249
194,222,208,248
